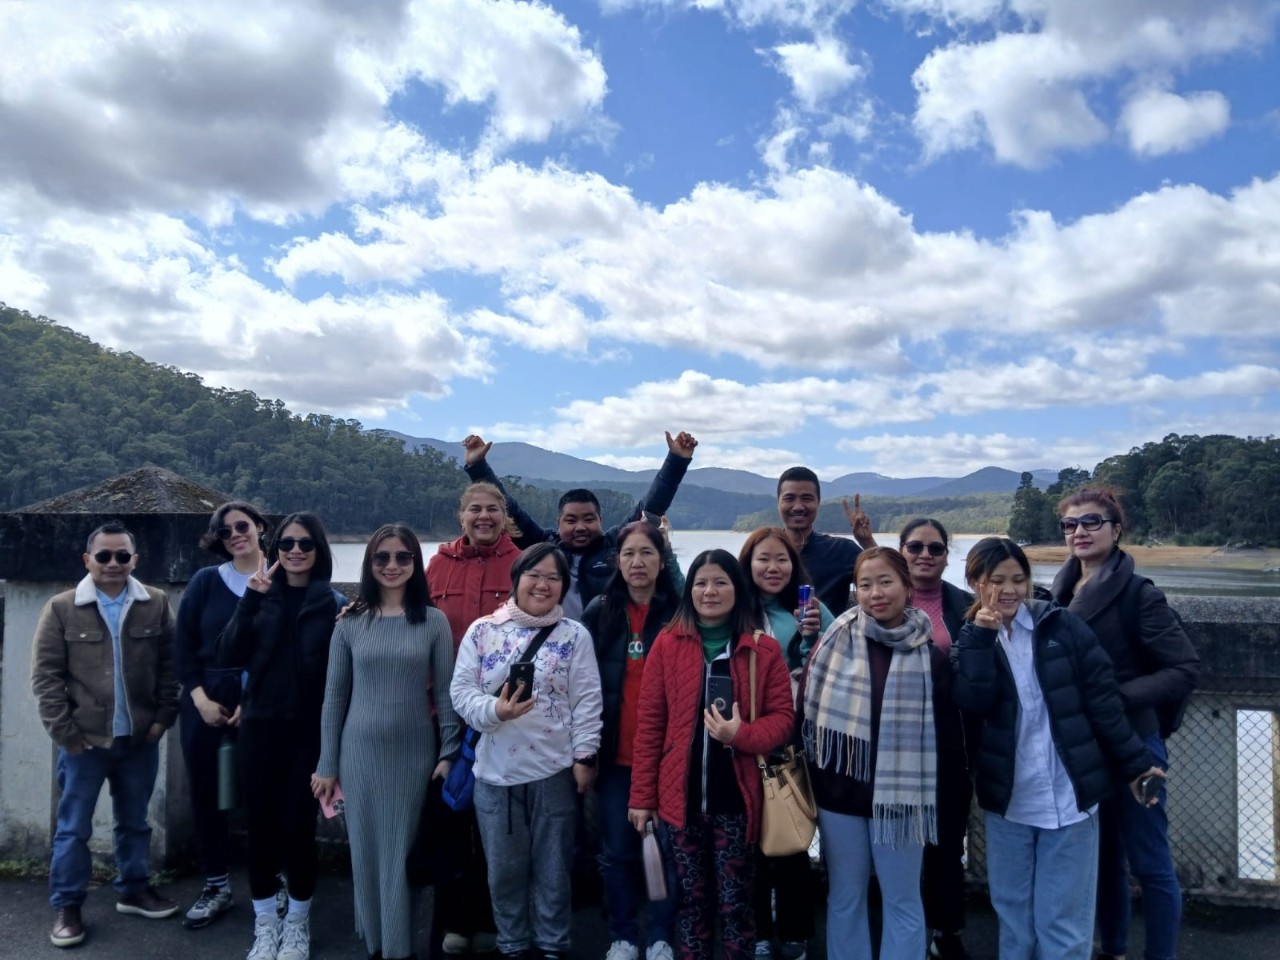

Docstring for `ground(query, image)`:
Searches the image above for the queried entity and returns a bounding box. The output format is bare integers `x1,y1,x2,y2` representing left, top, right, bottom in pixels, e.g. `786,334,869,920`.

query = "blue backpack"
442,726,482,811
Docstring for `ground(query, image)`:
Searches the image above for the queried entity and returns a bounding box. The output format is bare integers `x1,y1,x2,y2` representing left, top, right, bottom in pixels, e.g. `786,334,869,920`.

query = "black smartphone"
505,661,535,702
706,674,734,717
1139,773,1162,804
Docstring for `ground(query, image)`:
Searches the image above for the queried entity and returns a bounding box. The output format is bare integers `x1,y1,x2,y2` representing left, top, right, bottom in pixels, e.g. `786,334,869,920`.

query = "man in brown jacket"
30,521,181,948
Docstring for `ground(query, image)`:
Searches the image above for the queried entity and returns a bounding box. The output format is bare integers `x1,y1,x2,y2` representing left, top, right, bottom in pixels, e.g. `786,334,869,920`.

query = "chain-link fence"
962,684,1280,907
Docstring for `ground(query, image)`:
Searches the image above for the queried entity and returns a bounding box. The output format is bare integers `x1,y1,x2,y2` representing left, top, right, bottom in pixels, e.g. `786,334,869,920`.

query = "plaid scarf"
802,605,937,847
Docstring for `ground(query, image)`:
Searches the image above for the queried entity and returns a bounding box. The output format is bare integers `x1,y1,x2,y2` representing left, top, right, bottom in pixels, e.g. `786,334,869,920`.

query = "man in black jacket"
462,431,697,620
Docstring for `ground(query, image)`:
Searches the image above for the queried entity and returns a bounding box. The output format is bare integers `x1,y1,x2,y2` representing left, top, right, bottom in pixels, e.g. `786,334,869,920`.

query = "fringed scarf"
802,605,937,847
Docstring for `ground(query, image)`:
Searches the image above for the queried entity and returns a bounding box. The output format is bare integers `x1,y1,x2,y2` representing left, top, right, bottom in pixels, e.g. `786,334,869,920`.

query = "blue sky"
1,0,1277,480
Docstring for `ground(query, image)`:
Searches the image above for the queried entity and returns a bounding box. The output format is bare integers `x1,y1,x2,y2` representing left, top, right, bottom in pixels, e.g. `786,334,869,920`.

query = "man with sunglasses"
31,521,181,948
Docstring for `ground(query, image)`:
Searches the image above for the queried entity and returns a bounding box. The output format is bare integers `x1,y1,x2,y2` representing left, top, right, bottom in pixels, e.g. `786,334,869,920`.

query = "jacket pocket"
128,623,163,641
66,628,104,644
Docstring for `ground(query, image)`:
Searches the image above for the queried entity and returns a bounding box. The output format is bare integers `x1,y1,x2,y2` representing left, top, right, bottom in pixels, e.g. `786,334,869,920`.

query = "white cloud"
908,0,1278,166
1120,87,1231,156
768,35,863,110
0,0,608,223
598,0,857,31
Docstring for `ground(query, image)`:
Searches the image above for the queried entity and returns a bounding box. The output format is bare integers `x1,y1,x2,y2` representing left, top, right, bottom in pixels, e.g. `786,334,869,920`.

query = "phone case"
320,782,345,819
706,674,734,716
507,661,535,702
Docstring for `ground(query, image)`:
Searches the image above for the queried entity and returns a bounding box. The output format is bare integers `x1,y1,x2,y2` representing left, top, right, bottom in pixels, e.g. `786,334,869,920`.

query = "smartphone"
706,674,735,717
505,661,535,703
1139,773,1162,804
320,783,345,819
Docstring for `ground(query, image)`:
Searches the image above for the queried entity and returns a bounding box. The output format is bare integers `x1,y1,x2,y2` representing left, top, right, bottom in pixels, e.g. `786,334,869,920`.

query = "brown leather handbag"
750,644,818,857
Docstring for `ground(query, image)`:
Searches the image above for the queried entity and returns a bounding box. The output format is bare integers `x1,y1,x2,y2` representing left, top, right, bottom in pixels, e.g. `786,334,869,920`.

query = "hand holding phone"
706,674,734,718
506,661,535,703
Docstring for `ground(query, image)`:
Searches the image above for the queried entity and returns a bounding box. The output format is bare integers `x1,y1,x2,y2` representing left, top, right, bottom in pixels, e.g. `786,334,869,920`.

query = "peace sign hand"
842,493,877,548
247,559,280,594
974,581,1003,630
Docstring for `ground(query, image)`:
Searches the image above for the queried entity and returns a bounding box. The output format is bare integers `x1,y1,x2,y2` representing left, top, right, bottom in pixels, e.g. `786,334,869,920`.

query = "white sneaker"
755,942,773,959
443,932,471,955
647,942,674,960
184,885,233,929
247,914,282,960
606,942,639,960
277,914,310,960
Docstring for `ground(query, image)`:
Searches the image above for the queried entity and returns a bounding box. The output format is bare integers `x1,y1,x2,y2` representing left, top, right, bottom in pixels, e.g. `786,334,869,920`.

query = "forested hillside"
1009,437,1280,545
0,307,637,535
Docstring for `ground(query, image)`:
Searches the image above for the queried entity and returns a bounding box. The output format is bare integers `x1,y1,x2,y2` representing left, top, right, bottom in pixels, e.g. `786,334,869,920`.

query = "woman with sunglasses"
312,524,461,960
627,549,795,960
1049,491,1199,960
173,502,270,929
220,512,347,960
896,519,975,960
449,542,603,960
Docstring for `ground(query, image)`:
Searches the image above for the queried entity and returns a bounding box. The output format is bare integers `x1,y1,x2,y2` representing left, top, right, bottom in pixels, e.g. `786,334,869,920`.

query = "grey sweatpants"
474,768,577,954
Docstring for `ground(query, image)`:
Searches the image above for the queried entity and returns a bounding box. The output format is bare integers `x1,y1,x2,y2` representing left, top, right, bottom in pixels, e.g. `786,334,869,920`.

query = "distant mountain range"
386,431,1061,498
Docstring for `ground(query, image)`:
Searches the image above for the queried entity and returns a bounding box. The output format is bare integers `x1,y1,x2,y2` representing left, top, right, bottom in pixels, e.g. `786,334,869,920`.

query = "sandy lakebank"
1021,544,1280,572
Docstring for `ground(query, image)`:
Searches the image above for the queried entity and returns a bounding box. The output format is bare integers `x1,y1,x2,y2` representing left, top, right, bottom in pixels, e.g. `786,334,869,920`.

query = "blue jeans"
50,738,159,907
1097,734,1181,960
597,764,677,946
817,807,925,960
985,811,1098,960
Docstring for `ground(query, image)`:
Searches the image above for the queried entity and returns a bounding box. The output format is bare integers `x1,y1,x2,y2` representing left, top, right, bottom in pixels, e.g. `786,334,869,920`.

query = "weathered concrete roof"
14,466,231,515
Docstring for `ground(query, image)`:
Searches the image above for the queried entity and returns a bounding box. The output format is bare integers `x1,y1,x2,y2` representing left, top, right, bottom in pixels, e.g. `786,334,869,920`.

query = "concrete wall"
0,581,190,865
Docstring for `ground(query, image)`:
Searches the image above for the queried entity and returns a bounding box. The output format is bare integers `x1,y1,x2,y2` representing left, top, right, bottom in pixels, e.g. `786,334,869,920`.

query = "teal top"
762,594,834,670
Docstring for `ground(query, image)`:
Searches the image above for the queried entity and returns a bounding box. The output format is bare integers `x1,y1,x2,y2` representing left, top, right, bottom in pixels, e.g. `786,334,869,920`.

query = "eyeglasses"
277,537,317,554
522,572,563,584
215,520,253,540
91,549,134,565
903,540,947,557
1059,514,1115,534
373,550,415,568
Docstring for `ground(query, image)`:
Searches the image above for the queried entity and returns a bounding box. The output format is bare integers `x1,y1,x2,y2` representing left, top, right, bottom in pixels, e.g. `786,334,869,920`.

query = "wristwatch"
574,754,598,768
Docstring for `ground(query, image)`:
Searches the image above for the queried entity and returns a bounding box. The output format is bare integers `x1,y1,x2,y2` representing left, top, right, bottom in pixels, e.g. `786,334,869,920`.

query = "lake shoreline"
1021,543,1280,572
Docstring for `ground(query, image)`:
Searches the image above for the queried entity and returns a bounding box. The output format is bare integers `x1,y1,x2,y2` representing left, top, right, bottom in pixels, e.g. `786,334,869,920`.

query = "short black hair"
777,466,821,499
510,542,572,603
557,489,600,514
86,521,135,554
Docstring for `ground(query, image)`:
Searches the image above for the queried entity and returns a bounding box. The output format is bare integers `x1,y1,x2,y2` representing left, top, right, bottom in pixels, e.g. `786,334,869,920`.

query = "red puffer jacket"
426,534,522,647
628,625,795,841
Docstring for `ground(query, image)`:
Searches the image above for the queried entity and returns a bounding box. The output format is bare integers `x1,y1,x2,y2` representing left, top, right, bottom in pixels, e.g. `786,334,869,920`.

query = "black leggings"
238,717,321,901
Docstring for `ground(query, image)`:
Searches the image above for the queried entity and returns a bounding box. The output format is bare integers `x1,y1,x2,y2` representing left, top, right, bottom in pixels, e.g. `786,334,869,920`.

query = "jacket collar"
439,533,518,561
74,574,151,606
1050,547,1133,620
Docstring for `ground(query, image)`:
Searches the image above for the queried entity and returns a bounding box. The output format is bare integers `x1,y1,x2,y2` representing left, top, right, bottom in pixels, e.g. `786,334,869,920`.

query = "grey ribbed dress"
317,609,462,959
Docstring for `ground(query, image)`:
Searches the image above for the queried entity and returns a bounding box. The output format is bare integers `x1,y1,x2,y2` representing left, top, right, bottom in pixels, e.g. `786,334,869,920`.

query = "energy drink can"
798,584,813,609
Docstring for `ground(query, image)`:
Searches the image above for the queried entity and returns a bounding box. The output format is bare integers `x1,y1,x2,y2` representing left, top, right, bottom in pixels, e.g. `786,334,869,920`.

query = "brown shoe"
50,906,85,947
116,886,180,919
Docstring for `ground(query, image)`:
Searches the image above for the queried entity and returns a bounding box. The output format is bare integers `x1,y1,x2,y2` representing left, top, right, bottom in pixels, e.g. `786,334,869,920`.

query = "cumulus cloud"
598,0,857,31
768,35,863,110
0,0,607,221
1120,87,1231,156
907,0,1278,166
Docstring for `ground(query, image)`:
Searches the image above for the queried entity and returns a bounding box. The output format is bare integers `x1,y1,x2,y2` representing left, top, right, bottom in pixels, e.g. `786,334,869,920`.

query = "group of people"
29,431,1200,960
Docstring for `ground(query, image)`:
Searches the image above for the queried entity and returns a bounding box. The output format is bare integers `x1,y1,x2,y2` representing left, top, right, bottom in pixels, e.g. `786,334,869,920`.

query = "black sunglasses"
1059,514,1114,534
277,537,317,554
373,550,415,568
215,520,254,540
92,549,134,564
903,540,947,557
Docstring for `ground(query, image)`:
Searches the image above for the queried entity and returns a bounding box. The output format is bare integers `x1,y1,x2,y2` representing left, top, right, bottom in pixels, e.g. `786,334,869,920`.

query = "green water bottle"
217,736,236,811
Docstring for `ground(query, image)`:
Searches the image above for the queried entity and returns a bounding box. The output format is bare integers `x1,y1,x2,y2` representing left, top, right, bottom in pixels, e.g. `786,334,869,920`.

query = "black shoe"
929,932,970,960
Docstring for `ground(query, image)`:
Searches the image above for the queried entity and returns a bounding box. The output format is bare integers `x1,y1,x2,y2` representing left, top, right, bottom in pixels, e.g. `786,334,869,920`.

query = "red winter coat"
628,625,795,842
426,534,522,647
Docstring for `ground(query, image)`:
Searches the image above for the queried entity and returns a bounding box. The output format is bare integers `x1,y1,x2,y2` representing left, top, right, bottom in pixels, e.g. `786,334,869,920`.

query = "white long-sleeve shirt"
450,610,603,787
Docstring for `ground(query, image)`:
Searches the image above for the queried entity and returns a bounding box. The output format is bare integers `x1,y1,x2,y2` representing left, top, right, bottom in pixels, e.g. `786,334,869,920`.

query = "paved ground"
0,868,1275,960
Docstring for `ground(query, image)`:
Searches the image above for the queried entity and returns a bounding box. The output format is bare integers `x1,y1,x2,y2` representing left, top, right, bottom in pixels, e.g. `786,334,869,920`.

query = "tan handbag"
749,644,818,857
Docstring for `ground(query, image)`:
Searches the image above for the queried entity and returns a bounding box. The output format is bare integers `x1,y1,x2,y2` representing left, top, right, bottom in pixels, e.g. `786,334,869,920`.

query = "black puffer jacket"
1050,549,1200,738
953,599,1153,816
581,585,678,767
218,579,346,723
